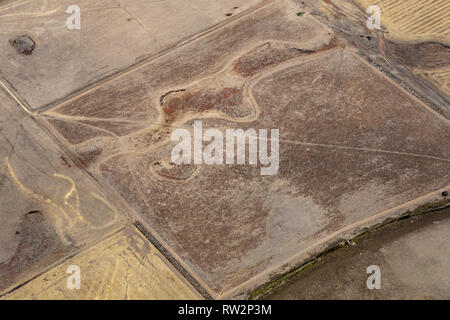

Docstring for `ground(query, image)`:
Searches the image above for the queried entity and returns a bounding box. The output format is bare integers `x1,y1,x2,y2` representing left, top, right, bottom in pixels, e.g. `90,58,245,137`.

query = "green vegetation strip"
249,198,450,300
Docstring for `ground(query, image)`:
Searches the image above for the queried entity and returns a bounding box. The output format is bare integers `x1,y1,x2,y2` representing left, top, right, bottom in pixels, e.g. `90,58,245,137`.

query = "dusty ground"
0,0,267,108
264,206,450,300
300,0,450,117
0,87,125,292
3,227,201,300
0,0,449,300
